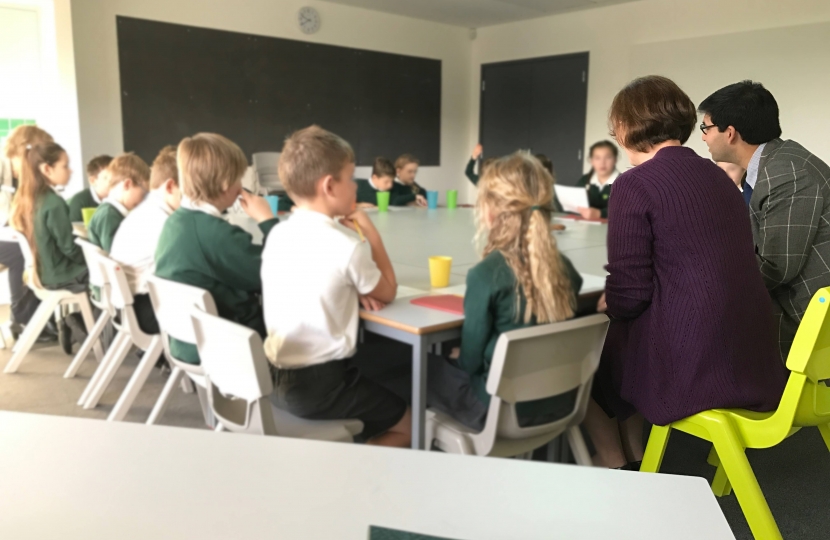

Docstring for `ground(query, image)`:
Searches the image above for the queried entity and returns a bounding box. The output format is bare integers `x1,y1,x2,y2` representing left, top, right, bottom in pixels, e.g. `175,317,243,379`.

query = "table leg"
411,336,428,450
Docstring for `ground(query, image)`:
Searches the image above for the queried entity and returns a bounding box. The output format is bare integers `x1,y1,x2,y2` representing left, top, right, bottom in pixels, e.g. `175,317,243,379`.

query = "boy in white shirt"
262,125,411,447
109,146,181,334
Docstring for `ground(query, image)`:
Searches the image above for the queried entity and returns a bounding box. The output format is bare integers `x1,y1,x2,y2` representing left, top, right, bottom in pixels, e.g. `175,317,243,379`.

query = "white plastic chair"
79,256,163,421
144,275,217,426
252,152,283,192
64,239,113,379
0,263,11,349
190,306,363,442
3,231,102,374
425,314,609,461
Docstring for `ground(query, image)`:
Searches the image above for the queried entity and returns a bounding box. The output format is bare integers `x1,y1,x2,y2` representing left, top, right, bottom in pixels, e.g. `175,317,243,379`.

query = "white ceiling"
318,0,642,28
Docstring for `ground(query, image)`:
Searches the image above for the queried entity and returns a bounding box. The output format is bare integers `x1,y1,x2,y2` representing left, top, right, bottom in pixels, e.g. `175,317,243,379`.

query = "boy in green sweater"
87,153,149,252
390,153,427,207
67,155,112,223
355,157,395,207
154,133,277,364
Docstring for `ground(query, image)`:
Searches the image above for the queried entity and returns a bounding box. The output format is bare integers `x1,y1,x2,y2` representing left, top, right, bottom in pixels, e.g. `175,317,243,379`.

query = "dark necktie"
743,182,753,206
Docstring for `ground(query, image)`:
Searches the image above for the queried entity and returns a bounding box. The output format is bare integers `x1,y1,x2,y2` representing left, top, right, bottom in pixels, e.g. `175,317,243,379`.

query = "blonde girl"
426,152,584,431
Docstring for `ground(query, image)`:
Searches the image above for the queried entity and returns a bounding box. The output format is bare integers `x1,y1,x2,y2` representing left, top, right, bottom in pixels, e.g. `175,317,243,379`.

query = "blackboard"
116,16,441,166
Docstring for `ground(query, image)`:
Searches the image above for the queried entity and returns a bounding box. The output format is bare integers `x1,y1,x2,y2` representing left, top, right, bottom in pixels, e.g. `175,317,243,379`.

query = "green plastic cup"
447,190,458,209
81,207,97,228
376,191,390,212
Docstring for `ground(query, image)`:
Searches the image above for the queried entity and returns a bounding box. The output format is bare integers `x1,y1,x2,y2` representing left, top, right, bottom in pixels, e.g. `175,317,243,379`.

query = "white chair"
3,231,102,374
0,263,11,349
79,256,163,422
252,152,283,193
144,276,217,426
64,239,113,379
190,306,363,442
425,314,609,461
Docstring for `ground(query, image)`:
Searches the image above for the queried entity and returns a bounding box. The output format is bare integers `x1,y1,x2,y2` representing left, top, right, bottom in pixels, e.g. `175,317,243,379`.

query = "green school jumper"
459,250,583,422
355,179,385,204
154,207,279,364
576,173,613,218
33,190,87,288
87,202,125,253
465,158,479,186
390,180,427,206
67,188,100,223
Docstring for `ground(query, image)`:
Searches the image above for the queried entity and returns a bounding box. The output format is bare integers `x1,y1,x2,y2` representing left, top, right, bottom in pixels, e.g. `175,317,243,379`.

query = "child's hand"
472,144,483,160
577,207,601,220
415,194,427,207
359,295,386,311
340,208,376,235
597,293,607,313
449,347,460,359
239,190,275,223
356,202,377,209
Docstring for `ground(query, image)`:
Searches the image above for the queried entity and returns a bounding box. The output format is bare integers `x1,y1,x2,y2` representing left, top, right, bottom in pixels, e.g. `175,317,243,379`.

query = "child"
262,125,411,448
390,153,427,207
67,155,113,223
155,133,276,365
575,140,620,219
427,152,583,431
109,146,181,334
355,157,394,207
464,144,498,187
87,153,149,252
534,153,564,213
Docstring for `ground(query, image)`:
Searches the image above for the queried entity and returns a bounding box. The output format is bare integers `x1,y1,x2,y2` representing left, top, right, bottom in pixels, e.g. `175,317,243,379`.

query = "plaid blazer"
749,138,830,360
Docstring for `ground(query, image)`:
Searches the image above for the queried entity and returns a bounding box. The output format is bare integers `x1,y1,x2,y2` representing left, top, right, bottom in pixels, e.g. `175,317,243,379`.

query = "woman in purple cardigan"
585,76,788,470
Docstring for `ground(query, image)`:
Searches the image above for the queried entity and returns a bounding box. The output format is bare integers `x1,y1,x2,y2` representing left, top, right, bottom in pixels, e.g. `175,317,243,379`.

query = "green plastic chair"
640,288,830,539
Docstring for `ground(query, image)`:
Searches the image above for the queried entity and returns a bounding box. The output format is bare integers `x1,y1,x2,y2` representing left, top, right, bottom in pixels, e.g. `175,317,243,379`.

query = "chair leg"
640,424,672,473
712,463,733,497
78,332,127,406
64,312,110,378
180,375,195,394
195,383,217,428
146,366,183,425
567,425,593,466
4,296,59,373
711,423,781,539
76,296,104,362
707,445,720,467
82,334,132,409
818,423,830,453
107,338,163,422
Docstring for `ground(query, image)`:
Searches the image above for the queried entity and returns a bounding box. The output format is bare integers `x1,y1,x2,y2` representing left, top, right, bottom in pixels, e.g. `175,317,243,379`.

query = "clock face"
298,7,321,34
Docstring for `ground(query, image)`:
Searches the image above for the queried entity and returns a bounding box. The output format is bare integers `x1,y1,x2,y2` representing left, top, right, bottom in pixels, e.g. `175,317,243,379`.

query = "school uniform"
355,178,387,204
427,250,583,431
262,208,407,440
67,187,102,223
33,190,88,292
465,158,480,186
87,197,127,253
154,197,278,364
109,191,173,335
389,177,427,206
576,171,618,218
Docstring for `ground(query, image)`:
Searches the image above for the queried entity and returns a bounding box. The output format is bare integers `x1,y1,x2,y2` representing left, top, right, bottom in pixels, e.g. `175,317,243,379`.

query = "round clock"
298,7,321,35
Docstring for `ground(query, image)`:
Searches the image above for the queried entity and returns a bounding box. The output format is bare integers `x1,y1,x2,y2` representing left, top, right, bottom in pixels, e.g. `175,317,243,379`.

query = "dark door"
480,52,589,185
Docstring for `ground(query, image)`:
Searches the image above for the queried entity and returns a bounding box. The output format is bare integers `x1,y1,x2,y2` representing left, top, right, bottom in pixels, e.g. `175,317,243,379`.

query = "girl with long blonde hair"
426,152,583,431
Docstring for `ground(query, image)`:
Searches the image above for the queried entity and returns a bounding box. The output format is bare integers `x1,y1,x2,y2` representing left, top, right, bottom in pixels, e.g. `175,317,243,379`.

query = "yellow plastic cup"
81,207,97,228
429,256,453,288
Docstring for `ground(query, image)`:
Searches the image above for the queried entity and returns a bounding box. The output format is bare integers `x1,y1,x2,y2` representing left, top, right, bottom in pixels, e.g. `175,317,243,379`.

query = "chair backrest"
252,152,283,192
472,314,609,454
190,306,276,434
97,255,134,310
147,275,217,372
12,230,44,290
75,238,108,290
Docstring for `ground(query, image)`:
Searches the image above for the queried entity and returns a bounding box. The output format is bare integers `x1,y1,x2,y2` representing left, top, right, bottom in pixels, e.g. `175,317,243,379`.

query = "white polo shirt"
262,208,381,368
109,191,173,294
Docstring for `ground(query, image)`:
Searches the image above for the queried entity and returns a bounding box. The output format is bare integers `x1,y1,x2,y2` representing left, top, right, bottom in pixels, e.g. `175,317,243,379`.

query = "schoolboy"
87,153,149,252
355,157,395,207
67,155,113,223
389,153,427,207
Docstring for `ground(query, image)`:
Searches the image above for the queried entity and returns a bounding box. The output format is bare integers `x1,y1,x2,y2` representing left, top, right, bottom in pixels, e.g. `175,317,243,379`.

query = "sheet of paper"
554,185,590,214
395,285,427,299
579,273,607,294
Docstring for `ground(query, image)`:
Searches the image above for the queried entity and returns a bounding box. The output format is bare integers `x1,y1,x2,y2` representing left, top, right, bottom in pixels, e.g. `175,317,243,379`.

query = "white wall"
70,0,473,200
471,0,830,196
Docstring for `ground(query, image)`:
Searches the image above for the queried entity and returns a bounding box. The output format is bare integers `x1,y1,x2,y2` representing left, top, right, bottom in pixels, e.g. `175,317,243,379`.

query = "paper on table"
554,185,590,214
579,273,607,294
396,285,427,299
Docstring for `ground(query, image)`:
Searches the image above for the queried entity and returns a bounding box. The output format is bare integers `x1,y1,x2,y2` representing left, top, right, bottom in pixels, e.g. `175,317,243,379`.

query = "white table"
0,412,735,540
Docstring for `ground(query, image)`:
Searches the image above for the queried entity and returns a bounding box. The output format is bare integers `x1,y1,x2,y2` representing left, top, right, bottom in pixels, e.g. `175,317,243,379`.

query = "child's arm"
456,268,492,376
344,209,396,304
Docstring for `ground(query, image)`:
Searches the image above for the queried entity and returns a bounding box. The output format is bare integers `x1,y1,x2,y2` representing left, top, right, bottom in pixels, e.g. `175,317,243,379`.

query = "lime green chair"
640,288,830,540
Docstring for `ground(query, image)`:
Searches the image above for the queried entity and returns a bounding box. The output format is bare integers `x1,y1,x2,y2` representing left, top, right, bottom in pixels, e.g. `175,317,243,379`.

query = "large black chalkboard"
116,16,441,166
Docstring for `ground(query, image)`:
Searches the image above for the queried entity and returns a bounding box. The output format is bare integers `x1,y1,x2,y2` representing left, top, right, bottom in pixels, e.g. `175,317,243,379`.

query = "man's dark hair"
698,81,781,145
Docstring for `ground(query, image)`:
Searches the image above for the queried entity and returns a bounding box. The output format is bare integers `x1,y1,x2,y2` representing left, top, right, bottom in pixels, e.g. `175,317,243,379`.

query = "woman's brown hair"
609,75,697,153
10,143,67,270
476,152,575,324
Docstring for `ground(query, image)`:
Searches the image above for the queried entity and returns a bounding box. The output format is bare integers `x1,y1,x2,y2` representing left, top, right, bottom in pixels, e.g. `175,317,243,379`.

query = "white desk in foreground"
0,412,735,540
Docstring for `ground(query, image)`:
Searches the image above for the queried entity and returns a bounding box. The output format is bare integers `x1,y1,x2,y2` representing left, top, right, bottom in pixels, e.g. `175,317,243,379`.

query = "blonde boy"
262,125,411,448
154,133,275,364
87,153,149,252
109,146,182,334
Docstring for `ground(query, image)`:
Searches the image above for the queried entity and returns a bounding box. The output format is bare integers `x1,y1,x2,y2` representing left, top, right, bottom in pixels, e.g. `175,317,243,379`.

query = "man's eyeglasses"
700,122,718,134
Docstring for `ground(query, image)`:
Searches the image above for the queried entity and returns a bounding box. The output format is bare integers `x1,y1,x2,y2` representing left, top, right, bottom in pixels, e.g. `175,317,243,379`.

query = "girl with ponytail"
426,152,583,431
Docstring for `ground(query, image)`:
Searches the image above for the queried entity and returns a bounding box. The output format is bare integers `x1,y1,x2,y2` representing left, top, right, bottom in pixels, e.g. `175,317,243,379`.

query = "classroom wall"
470,0,830,197
70,0,473,200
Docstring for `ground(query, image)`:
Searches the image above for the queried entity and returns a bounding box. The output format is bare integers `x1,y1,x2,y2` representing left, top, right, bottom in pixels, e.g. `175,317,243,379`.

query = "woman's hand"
578,207,602,220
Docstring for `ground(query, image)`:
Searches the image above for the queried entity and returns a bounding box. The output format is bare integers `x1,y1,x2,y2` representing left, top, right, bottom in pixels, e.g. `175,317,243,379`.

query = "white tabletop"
0,411,734,540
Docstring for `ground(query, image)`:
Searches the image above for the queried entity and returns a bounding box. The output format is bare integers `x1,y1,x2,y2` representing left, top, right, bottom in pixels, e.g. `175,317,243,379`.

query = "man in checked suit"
699,81,830,361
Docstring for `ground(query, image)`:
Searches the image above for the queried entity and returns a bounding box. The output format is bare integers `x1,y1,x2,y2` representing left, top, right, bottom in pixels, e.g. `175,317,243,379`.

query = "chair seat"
270,404,363,443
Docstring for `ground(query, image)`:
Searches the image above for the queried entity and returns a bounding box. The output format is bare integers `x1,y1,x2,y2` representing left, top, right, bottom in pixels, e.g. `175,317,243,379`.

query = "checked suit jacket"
748,138,830,360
